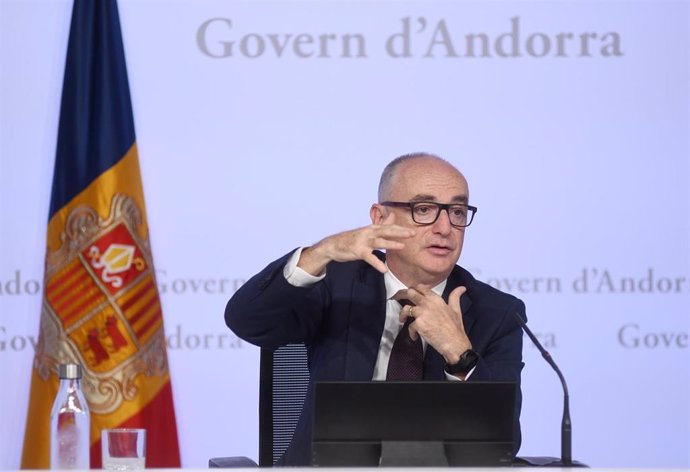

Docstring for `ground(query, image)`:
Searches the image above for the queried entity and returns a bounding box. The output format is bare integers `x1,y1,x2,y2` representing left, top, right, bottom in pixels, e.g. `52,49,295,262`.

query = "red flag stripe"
126,290,157,327
119,278,155,313
133,307,161,340
46,260,83,294
52,277,99,313
47,266,91,308
59,287,107,327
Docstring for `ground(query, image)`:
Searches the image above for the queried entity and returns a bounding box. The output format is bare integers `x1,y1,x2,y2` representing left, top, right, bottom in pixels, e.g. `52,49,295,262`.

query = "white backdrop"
1,0,689,468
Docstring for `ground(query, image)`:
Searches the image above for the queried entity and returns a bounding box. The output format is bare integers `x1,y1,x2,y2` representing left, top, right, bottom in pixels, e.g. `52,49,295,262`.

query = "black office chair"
209,343,309,468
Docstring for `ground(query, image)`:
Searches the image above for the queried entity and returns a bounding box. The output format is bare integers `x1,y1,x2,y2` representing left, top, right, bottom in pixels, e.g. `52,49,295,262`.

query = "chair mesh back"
259,343,309,466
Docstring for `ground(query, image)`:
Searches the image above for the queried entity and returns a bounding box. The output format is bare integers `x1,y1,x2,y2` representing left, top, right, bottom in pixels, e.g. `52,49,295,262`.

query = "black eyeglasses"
381,201,477,228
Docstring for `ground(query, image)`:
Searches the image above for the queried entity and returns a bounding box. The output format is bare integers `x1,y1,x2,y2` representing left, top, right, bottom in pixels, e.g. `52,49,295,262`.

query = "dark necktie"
386,299,423,380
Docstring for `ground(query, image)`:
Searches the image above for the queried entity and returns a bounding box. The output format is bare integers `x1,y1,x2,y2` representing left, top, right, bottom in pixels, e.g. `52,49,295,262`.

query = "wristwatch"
445,349,479,376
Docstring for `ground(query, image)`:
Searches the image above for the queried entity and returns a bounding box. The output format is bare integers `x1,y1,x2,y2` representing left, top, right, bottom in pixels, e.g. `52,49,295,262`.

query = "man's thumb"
448,285,467,315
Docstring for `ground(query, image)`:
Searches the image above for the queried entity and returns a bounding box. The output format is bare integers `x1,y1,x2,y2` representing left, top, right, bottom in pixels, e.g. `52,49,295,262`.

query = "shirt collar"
384,261,447,299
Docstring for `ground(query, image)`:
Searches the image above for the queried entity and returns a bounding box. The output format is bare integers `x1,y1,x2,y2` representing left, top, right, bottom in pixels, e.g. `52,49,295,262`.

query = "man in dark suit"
225,153,526,465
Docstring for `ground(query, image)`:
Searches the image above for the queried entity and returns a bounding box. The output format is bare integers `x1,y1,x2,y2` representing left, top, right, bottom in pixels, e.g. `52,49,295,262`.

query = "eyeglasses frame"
380,201,478,228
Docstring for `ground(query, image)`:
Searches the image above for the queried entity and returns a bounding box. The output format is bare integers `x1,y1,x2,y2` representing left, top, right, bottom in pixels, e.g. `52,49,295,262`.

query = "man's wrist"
445,349,479,377
284,248,325,286
442,338,473,364
298,243,330,276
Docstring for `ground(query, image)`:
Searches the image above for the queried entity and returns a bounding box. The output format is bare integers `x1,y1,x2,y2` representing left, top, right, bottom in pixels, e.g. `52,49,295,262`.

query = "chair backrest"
258,343,309,466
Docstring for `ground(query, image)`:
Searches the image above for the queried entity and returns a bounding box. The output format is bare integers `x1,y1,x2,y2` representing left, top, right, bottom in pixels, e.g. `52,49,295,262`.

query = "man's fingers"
363,224,415,251
448,285,467,316
398,304,413,323
374,225,415,240
372,237,405,251
408,322,420,341
364,253,388,274
402,288,423,305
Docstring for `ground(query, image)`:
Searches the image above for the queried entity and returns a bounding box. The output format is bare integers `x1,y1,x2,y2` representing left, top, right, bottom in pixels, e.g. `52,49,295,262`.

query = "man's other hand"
396,285,472,364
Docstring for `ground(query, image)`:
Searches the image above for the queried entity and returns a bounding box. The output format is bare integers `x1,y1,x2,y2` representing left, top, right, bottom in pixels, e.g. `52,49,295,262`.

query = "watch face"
445,350,479,376
456,350,479,372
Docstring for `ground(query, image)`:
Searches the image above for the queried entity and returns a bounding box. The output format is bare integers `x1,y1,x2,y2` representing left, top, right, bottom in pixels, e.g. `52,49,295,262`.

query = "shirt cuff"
444,365,477,381
283,247,326,287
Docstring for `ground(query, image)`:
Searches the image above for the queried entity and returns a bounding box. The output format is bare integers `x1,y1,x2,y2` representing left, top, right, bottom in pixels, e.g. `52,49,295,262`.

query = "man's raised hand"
298,212,415,276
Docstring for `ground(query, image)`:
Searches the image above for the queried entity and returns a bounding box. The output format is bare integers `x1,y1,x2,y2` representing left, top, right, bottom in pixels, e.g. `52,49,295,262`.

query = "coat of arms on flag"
37,195,168,415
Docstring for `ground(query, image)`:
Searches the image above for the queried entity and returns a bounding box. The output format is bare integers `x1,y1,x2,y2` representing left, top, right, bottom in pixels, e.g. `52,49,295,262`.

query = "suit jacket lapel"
445,265,476,335
343,262,387,380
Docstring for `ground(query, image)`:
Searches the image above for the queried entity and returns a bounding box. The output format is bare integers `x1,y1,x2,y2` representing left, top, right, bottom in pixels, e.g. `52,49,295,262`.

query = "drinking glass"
101,428,146,470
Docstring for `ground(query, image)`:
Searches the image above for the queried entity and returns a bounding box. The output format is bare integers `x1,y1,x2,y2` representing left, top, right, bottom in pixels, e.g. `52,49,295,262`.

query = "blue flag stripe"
50,0,135,218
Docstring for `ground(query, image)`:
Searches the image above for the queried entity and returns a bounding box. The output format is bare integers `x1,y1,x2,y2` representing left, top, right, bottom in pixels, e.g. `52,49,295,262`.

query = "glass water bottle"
50,363,90,469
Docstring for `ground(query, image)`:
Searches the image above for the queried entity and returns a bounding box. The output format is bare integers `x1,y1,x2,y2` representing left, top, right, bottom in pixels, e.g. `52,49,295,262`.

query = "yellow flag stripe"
117,276,155,309
131,300,160,334
47,262,89,305
123,286,157,326
135,314,162,346
47,146,147,251
46,259,82,293
52,278,100,313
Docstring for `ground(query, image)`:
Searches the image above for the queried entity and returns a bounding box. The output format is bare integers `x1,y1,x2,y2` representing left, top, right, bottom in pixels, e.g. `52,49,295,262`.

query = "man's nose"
432,208,453,234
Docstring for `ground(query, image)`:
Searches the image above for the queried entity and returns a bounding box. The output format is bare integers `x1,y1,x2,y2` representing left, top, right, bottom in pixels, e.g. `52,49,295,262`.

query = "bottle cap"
58,363,83,379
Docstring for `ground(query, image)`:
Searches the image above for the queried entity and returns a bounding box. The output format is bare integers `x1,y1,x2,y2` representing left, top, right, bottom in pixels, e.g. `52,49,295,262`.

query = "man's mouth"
426,244,454,255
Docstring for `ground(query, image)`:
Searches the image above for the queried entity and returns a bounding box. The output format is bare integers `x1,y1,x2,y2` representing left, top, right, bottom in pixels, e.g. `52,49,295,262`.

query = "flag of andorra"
21,0,180,468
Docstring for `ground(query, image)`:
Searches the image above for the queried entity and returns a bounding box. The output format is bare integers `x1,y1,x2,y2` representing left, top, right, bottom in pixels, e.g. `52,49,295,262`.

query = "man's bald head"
378,153,464,202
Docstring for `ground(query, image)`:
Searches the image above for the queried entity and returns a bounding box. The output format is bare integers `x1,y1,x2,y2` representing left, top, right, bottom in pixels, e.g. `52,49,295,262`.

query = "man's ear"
370,204,385,224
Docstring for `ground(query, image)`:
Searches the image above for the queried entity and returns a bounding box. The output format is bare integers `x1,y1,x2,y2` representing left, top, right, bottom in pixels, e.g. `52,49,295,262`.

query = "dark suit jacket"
225,249,526,466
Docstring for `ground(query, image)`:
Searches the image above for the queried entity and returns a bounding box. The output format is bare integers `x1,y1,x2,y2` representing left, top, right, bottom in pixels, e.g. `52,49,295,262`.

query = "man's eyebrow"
409,194,438,201
409,194,468,203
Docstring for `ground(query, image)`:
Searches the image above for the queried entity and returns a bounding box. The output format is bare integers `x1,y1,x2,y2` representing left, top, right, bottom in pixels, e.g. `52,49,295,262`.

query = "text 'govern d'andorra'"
197,16,622,59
